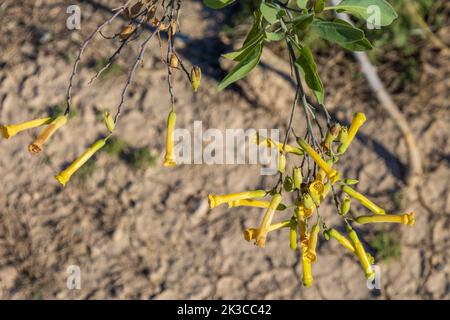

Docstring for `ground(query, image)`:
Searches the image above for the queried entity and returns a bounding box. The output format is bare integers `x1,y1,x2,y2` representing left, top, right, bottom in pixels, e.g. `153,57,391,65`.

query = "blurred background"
0,0,448,299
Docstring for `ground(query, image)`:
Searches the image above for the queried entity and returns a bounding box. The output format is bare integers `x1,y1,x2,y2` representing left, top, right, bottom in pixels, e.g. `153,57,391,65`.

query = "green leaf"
333,19,373,51
244,11,263,46
218,45,263,91
295,46,324,101
203,0,235,9
314,89,325,104
265,30,285,42
329,0,398,26
260,2,280,24
292,13,314,30
222,32,264,61
310,20,365,46
314,0,325,13
297,0,308,9
339,37,373,51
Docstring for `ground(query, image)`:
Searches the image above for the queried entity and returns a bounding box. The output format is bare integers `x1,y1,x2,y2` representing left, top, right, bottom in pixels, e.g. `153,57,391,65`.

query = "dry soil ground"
0,0,449,299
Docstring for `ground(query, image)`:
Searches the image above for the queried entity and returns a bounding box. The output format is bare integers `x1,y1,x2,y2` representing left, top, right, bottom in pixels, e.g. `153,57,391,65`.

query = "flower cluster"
208,113,415,287
1,112,115,186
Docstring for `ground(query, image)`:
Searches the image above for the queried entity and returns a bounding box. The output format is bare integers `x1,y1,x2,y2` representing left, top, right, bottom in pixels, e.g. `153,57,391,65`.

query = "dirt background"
0,0,449,299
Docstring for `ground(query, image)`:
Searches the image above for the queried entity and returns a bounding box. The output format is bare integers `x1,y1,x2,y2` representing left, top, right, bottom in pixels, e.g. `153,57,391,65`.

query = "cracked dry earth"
0,0,449,299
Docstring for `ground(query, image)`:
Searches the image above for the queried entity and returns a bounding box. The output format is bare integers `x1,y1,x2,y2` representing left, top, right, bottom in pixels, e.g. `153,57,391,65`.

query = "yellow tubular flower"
300,234,313,287
1,117,52,139
208,190,267,209
326,228,355,251
338,112,366,154
297,137,340,183
255,193,282,248
28,115,68,154
290,219,298,251
294,206,302,221
163,111,177,167
325,228,375,264
55,138,107,186
309,179,325,195
356,212,415,226
269,219,291,231
227,199,287,210
302,254,313,287
296,204,314,220
254,133,303,156
296,215,309,246
316,159,334,183
341,185,386,215
244,219,291,242
347,226,375,281
306,223,320,262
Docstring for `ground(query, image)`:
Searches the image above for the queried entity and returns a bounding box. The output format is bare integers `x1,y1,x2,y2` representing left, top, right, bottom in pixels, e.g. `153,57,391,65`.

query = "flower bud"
340,196,351,216
293,167,302,190
104,112,115,133
190,66,202,92
277,153,286,174
338,126,348,144
343,178,359,185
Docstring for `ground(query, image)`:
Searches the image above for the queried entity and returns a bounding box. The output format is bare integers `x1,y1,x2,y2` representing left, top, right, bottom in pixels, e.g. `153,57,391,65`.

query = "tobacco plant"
205,0,414,287
0,0,415,288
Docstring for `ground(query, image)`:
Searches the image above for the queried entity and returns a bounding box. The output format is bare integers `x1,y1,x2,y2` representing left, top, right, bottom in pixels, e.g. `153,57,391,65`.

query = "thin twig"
113,25,161,123
65,0,132,115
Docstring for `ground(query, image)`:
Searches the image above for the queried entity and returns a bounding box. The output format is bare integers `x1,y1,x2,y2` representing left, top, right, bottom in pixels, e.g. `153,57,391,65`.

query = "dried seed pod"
170,20,177,36
146,6,157,21
159,22,169,31
283,176,294,192
129,2,143,18
123,8,131,20
119,24,134,40
151,17,159,27
321,123,341,151
170,53,179,69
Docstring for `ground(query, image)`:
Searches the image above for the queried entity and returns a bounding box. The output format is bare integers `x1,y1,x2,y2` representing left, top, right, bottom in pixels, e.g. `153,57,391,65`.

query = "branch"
65,0,133,115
